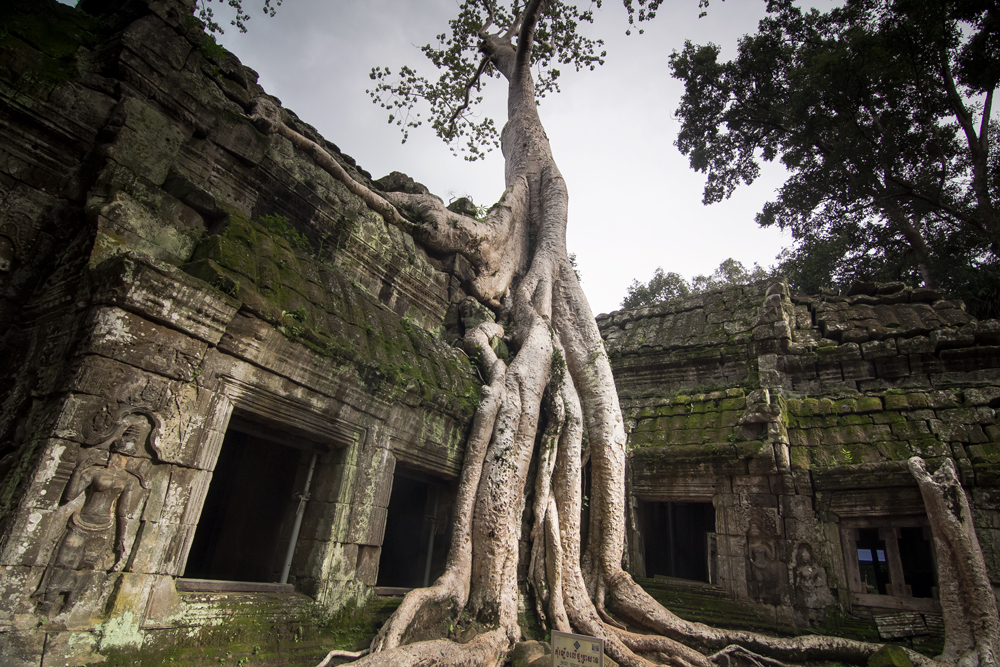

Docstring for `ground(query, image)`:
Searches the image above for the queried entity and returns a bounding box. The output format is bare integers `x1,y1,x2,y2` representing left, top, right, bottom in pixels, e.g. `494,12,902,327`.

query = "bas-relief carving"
33,407,161,618
0,234,13,272
746,515,784,606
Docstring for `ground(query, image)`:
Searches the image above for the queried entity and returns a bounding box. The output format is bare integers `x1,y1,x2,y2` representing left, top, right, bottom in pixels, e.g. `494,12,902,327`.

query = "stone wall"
0,0,483,664
600,280,1000,648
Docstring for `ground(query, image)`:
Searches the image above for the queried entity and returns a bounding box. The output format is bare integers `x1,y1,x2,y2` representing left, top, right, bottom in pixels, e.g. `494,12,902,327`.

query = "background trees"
670,0,1000,317
621,258,770,309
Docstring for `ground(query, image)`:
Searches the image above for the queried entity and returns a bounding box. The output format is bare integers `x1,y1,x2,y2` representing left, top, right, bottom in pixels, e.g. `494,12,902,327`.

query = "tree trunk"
909,457,1000,667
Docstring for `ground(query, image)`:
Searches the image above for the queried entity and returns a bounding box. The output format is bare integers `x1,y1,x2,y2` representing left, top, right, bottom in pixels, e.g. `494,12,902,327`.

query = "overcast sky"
198,1,798,315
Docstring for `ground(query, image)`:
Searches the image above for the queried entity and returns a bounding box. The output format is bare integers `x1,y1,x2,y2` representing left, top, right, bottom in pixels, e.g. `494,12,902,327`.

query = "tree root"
708,646,796,667
354,628,511,667
316,649,369,667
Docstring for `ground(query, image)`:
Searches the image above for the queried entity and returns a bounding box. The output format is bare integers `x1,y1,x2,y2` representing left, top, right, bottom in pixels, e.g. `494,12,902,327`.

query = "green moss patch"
185,213,480,418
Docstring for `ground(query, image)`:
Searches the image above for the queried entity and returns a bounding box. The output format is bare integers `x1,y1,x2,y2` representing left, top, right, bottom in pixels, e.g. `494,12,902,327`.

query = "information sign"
551,630,605,667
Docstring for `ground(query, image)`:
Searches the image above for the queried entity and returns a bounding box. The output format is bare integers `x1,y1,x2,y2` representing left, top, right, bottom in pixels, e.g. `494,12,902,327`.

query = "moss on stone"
868,645,914,667
92,596,395,667
184,214,480,418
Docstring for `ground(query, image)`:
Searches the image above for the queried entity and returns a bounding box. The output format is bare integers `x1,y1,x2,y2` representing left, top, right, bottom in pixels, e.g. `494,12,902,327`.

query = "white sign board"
551,630,605,667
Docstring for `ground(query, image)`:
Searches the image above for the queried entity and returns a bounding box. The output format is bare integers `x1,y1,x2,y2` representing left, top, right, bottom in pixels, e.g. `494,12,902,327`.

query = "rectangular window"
840,518,939,612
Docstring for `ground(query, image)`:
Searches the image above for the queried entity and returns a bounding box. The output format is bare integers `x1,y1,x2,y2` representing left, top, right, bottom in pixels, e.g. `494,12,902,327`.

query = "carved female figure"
34,408,157,616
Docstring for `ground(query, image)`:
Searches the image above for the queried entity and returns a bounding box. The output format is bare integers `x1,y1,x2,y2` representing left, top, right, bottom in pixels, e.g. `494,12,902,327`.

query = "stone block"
0,628,44,667
854,396,883,413
969,425,989,444
126,521,178,575
747,493,778,508
941,346,1000,373
328,542,359,582
897,335,934,354
79,307,207,382
967,444,1000,464
355,545,381,586
938,407,995,425
931,326,976,350
883,393,909,411
908,354,944,375
0,506,61,568
22,440,78,512
928,420,972,443
964,387,1000,407
160,524,198,576
928,390,962,409
105,571,156,623
789,428,821,448
890,420,930,439
311,462,358,505
91,256,238,345
717,533,748,559
351,445,395,510
347,505,388,546
104,100,186,187
873,356,910,379
746,446,777,474
159,466,211,526
873,440,911,461
0,566,42,618
872,411,906,425
975,320,1000,345
862,339,898,359
140,464,172,523
144,574,184,625
301,502,352,542
816,363,843,385
909,439,950,458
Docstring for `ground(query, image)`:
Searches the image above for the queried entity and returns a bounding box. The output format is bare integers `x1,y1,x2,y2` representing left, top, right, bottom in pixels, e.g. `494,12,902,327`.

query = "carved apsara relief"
33,406,162,617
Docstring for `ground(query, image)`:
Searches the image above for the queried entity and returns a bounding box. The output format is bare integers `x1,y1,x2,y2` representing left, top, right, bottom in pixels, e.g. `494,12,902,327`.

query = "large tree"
670,0,999,314
237,2,999,666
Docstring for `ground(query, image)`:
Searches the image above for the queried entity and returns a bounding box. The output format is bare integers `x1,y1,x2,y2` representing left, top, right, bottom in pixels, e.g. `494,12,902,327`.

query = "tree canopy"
621,258,770,309
670,0,1000,316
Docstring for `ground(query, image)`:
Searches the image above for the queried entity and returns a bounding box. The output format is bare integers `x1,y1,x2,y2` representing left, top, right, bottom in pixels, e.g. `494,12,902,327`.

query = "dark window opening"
842,519,938,608
898,527,935,598
184,428,300,583
856,528,891,595
640,501,716,583
377,472,452,589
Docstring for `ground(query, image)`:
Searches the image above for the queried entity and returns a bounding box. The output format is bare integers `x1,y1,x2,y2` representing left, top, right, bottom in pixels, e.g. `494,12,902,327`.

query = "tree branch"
445,55,491,139
513,0,546,86
248,97,418,235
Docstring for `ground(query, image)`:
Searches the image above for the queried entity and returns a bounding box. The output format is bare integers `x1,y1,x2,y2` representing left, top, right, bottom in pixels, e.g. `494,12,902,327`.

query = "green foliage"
367,0,608,160
622,258,770,309
281,307,308,322
195,0,281,34
258,213,310,251
670,0,1000,316
199,33,226,61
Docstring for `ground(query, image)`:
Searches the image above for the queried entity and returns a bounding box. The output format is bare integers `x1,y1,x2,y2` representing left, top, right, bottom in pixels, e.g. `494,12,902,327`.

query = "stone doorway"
639,501,716,583
376,470,453,589
183,426,302,584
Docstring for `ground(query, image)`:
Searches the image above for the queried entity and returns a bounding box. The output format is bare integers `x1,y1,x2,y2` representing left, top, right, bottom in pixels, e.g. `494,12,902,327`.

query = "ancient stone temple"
0,0,998,665
0,0,480,663
599,281,1000,649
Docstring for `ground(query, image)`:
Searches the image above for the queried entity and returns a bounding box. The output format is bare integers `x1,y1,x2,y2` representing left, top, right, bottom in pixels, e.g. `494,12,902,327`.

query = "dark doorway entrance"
183,428,301,583
377,472,451,589
640,501,716,583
